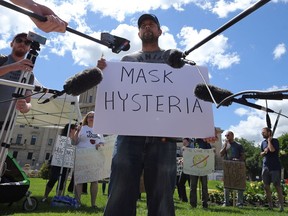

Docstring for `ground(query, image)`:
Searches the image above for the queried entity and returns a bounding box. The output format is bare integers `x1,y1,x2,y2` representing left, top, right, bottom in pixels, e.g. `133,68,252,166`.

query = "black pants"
177,172,190,202
68,172,87,193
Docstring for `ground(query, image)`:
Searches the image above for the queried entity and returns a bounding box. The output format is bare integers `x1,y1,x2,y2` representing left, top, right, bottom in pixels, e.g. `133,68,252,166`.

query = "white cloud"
273,43,286,60
211,0,259,18
177,27,240,69
234,107,251,116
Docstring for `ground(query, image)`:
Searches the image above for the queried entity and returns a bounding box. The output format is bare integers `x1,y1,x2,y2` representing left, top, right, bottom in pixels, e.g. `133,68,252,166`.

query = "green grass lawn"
0,178,286,215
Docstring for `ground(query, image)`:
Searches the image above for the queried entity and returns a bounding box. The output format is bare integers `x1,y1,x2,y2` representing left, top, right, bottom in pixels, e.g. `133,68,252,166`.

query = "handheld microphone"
63,67,103,96
194,83,276,113
162,49,186,68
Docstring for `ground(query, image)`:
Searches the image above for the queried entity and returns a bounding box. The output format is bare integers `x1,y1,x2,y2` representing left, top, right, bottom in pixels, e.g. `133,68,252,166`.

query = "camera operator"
0,32,34,131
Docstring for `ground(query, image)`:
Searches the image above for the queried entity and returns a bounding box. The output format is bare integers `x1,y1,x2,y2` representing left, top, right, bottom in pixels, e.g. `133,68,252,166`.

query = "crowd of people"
0,1,286,214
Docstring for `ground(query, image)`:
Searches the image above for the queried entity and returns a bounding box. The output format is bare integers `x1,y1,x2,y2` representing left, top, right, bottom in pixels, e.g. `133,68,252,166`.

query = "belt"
147,136,176,143
119,135,177,143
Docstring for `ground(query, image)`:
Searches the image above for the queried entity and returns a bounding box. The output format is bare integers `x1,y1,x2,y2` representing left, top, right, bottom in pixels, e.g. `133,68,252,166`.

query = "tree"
278,133,288,179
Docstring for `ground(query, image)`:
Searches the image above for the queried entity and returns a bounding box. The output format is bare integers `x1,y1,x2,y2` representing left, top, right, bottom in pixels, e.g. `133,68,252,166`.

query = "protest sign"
183,148,215,176
51,135,75,168
74,142,113,184
223,160,246,190
94,62,214,138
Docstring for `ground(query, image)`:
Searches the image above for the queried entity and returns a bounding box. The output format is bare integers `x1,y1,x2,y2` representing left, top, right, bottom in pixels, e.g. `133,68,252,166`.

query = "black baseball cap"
138,14,160,28
12,32,28,41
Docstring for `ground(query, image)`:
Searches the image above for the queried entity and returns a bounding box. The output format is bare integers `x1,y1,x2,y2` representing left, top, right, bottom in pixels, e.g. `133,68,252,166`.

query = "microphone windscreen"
162,49,185,68
63,67,103,96
194,84,233,106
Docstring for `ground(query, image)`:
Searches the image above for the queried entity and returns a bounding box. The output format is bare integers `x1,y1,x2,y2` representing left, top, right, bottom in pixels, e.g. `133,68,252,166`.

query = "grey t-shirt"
121,50,165,63
0,54,34,124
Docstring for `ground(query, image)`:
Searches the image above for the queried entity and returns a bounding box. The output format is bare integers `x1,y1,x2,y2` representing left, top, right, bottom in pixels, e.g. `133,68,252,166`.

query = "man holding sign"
220,131,245,207
99,14,177,216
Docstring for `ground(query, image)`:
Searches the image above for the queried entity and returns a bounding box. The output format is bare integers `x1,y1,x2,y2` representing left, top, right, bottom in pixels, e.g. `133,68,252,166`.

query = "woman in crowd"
42,123,77,202
72,111,104,208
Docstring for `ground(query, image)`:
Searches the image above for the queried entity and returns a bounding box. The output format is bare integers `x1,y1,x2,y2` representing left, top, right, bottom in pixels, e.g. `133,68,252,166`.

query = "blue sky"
1,0,288,144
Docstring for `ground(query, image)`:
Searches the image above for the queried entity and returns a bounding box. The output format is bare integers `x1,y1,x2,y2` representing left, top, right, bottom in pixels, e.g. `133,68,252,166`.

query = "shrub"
38,162,50,179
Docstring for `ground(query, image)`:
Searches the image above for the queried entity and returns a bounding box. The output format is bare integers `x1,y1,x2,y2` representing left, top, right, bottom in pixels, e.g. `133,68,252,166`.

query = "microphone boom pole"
216,88,288,109
0,1,118,49
0,78,61,95
183,0,271,57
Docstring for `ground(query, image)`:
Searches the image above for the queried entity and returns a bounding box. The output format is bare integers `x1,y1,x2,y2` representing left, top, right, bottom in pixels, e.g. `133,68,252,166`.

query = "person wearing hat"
10,0,67,33
0,32,34,131
98,14,177,216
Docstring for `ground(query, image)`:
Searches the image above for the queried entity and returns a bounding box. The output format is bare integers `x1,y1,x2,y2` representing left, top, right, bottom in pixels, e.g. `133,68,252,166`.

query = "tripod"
0,37,45,181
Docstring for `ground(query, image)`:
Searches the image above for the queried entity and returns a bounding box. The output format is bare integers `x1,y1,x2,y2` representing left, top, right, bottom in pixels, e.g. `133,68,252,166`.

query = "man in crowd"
220,131,245,207
97,14,177,216
260,127,284,212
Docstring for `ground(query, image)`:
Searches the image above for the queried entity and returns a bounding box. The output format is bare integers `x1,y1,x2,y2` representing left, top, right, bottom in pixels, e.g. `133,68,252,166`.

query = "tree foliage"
278,133,288,178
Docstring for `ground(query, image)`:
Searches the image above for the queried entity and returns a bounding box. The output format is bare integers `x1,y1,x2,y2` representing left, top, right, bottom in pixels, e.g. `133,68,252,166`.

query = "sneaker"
92,205,100,210
203,203,208,209
236,203,243,208
41,197,47,202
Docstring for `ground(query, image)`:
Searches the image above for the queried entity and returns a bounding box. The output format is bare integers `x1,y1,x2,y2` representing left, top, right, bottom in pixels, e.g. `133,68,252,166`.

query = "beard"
13,49,27,58
141,31,158,44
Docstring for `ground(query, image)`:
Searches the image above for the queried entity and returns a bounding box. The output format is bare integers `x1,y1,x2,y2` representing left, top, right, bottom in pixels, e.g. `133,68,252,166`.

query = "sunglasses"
14,38,32,46
87,115,94,119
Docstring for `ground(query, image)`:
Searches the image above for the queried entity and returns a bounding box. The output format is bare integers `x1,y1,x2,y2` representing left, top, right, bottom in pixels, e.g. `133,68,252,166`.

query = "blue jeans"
104,136,177,216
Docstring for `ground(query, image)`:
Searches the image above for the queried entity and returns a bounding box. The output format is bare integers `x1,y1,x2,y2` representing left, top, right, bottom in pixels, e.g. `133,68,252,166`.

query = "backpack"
51,195,80,208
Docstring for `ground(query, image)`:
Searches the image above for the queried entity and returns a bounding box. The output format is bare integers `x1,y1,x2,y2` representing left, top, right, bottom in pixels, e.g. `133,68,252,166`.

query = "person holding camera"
0,32,34,131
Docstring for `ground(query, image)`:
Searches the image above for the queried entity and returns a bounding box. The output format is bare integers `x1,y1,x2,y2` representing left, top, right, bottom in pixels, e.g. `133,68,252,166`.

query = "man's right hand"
97,57,107,70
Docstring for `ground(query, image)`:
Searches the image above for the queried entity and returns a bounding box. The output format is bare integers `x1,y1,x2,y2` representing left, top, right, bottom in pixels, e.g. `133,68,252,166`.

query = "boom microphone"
194,83,276,113
40,67,103,104
63,67,103,96
194,84,233,106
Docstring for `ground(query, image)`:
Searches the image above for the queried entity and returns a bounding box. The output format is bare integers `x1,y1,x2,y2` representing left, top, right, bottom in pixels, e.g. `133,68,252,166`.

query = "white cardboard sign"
51,135,75,168
183,148,215,176
94,61,214,138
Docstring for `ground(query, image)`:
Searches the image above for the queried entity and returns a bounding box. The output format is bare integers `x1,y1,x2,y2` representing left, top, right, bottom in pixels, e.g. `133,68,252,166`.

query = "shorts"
262,167,281,186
